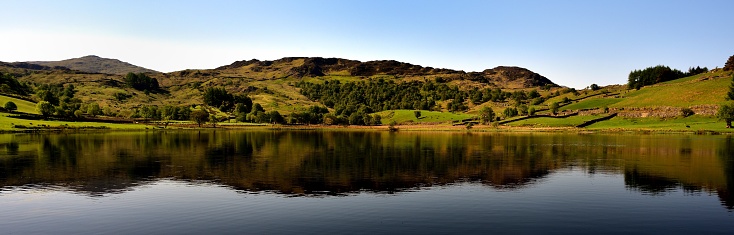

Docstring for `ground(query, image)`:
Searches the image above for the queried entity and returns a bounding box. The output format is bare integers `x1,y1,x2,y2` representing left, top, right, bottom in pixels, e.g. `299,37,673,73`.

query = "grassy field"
611,71,732,108
585,115,732,132
0,113,149,131
0,95,38,114
376,110,474,125
505,115,604,127
561,97,623,111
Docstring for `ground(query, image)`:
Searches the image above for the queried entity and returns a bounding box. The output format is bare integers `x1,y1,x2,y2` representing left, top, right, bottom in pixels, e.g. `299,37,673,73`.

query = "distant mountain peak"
27,55,158,75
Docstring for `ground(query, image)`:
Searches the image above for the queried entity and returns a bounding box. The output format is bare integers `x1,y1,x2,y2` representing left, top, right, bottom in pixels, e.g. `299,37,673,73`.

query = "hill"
1,54,733,132
27,55,158,75
214,57,557,89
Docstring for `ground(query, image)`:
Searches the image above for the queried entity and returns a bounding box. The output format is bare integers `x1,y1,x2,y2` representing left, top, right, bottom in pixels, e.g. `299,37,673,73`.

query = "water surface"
0,131,732,234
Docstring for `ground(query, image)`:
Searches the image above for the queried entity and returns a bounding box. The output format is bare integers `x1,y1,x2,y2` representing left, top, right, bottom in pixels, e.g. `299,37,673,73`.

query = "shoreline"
3,122,730,135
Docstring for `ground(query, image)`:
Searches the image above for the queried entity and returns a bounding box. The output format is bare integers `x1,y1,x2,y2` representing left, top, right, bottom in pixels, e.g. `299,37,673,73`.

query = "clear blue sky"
1,0,732,88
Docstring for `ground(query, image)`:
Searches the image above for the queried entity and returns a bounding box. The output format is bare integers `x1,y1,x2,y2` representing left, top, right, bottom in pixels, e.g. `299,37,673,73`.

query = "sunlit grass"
561,98,623,111
0,95,38,114
0,113,149,131
611,71,732,108
505,115,603,127
585,115,732,132
376,110,474,125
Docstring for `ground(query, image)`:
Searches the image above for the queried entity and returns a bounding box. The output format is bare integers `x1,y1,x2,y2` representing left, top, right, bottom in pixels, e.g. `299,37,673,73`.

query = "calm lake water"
0,131,733,234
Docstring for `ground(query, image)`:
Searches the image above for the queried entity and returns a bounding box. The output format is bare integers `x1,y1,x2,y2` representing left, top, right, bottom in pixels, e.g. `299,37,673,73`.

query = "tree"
36,101,54,118
191,108,210,127
414,110,422,119
388,120,398,132
265,111,285,124
479,107,495,124
250,103,264,114
717,103,734,128
502,107,518,118
4,101,17,112
727,74,734,101
73,110,84,119
590,84,600,91
550,102,559,115
528,107,536,116
86,102,102,117
124,72,159,91
517,105,529,116
203,87,232,109
209,114,219,128
627,65,685,89
724,54,734,71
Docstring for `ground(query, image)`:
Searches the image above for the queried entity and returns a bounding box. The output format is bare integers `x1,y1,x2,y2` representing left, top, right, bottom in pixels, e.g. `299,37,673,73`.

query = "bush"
3,101,17,112
590,84,600,91
717,103,734,128
681,108,694,117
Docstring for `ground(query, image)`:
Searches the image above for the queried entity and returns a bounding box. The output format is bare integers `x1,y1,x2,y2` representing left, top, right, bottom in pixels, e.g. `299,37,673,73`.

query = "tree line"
297,79,547,116
0,72,32,96
627,65,708,90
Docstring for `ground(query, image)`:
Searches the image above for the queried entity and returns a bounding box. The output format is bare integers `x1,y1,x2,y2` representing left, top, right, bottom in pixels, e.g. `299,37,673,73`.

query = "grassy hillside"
505,115,604,127
586,116,725,131
376,110,474,125
561,97,623,111
611,71,731,108
0,95,38,114
1,55,732,132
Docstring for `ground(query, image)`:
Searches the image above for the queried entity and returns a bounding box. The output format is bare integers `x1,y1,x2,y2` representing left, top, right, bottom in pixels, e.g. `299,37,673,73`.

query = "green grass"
376,110,474,125
611,71,732,108
585,115,731,132
561,97,623,111
505,115,604,127
0,113,150,131
0,95,38,114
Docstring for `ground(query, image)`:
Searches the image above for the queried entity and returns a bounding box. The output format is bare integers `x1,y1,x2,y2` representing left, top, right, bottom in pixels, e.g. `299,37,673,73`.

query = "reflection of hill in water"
0,132,732,208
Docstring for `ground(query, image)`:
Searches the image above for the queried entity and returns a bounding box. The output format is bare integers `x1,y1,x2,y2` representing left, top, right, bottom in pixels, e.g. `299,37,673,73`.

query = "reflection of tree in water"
624,168,700,195
620,135,734,210
717,136,734,210
0,132,732,211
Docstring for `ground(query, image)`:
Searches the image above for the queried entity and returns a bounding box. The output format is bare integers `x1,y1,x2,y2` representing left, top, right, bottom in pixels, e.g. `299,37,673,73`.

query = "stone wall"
613,105,718,118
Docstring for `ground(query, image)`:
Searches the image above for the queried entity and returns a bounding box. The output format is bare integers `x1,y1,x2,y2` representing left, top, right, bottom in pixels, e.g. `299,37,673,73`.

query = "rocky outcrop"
615,105,718,118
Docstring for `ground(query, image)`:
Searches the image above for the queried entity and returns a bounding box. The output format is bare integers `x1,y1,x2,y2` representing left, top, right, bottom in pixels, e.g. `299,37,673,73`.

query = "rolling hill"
0,55,732,132
26,55,158,75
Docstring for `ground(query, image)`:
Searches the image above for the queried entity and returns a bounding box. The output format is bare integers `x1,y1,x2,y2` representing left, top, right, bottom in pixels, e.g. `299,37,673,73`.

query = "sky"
1,0,733,88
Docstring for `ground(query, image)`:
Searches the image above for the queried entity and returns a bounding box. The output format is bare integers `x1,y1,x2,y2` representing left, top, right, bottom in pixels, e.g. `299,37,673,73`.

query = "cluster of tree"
124,72,159,92
298,79,448,115
627,65,708,90
724,54,734,71
0,72,32,95
128,105,193,121
720,74,734,128
479,107,495,124
203,87,252,113
35,84,85,118
288,106,329,124
298,79,547,117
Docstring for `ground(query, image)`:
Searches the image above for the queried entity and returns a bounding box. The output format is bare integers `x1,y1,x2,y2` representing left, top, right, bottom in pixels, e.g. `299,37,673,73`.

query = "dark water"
0,131,733,234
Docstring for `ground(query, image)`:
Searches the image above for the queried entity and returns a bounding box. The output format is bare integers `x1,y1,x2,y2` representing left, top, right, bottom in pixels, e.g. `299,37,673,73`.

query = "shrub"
3,101,17,112
681,108,694,117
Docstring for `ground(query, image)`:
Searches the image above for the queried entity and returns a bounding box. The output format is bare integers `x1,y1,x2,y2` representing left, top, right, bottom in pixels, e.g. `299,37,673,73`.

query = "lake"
0,131,733,234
